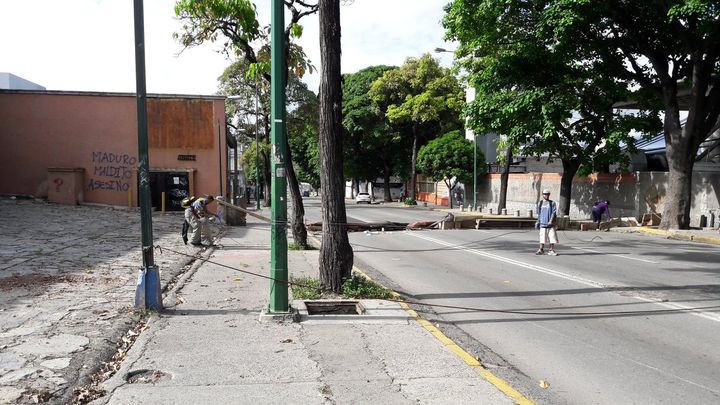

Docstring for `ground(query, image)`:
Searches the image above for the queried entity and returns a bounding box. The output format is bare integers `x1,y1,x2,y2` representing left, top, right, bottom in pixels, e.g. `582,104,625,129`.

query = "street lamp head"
434,47,454,53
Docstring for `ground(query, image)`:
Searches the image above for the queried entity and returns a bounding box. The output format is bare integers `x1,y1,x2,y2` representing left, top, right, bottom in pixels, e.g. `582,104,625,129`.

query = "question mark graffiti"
54,178,64,191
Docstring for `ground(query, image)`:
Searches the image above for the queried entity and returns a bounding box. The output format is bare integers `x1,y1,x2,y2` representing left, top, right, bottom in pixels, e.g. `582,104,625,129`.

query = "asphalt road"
302,197,448,225
307,201,720,404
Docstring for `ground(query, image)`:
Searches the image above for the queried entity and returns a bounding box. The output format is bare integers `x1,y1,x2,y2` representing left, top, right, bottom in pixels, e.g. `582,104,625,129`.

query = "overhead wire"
154,244,719,318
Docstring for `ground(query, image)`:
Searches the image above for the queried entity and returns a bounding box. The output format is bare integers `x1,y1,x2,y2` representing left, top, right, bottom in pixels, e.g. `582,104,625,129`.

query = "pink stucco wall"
0,90,227,206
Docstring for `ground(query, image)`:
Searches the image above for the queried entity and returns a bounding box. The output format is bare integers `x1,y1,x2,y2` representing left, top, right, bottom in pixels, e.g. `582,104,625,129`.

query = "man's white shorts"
539,227,558,244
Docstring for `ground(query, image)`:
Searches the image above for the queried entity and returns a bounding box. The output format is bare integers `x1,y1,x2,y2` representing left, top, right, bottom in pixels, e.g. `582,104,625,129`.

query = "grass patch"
289,276,321,300
290,274,393,300
403,198,417,206
288,243,317,251
342,275,393,299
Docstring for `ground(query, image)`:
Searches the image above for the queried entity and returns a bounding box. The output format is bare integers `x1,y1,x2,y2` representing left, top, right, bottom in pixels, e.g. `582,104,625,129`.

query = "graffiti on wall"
87,151,137,192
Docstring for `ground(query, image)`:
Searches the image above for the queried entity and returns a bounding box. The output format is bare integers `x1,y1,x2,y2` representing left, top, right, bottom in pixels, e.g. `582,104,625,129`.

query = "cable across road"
154,245,720,318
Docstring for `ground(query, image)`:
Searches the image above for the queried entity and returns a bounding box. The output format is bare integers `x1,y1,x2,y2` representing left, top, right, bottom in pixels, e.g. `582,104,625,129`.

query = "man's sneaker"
535,250,544,255
548,250,558,256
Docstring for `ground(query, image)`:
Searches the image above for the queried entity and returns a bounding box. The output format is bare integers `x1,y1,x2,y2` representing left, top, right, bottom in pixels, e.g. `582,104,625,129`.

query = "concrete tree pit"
292,299,412,324
304,300,365,315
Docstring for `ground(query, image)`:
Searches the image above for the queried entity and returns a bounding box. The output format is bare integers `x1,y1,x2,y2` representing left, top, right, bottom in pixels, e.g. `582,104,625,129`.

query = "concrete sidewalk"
94,219,519,405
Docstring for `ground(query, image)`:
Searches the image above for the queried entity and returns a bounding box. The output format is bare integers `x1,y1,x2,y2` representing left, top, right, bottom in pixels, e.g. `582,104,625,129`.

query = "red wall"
0,91,227,206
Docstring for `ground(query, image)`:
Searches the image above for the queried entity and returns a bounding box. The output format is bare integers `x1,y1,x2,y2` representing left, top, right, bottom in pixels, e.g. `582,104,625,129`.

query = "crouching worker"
592,200,612,230
184,195,216,247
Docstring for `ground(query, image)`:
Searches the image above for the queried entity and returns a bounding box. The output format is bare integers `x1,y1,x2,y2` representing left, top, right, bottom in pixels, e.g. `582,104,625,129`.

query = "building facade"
0,90,229,210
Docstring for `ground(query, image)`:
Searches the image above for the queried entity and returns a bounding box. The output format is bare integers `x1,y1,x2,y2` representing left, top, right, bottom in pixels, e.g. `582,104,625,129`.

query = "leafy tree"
175,0,318,246
544,0,720,229
287,74,321,188
445,0,720,229
218,60,271,205
443,0,661,216
369,54,465,201
318,0,353,292
240,139,269,187
342,65,400,201
219,59,319,201
417,130,484,208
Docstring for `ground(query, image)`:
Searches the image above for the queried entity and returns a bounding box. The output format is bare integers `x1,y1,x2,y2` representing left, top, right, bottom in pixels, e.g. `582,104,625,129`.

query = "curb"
307,231,533,403
352,266,534,405
632,227,720,246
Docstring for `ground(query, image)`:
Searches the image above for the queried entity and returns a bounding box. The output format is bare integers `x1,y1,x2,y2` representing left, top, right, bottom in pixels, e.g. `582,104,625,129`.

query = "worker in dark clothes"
592,200,612,230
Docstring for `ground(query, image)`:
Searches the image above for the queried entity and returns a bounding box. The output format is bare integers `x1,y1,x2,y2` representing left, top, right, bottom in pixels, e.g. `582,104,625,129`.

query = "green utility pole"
255,74,261,210
269,0,289,313
132,0,161,310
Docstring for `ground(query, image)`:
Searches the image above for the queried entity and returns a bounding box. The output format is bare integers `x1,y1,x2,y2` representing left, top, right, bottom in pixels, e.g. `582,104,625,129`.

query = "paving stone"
0,386,23,403
0,198,196,401
0,352,27,373
40,357,72,370
14,334,90,357
0,326,43,338
0,367,36,384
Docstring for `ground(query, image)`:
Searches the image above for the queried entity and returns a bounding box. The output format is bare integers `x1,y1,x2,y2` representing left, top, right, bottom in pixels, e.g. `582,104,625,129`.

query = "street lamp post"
132,0,161,310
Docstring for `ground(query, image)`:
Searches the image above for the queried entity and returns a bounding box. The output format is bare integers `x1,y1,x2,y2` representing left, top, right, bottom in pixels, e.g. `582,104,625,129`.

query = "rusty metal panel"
148,99,214,149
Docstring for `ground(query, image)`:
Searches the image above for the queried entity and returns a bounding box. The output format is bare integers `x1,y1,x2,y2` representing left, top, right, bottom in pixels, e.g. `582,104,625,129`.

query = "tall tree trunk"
262,149,271,207
383,170,392,202
279,19,308,248
284,136,308,248
661,125,695,229
498,147,513,211
559,159,580,217
318,0,353,293
445,180,454,209
410,123,418,201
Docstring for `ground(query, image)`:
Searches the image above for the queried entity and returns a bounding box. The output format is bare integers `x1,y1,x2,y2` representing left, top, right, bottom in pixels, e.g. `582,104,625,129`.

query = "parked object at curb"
355,192,372,204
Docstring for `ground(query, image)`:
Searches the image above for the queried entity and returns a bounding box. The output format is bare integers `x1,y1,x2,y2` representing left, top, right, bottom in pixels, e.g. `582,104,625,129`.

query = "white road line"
570,246,660,264
408,232,720,323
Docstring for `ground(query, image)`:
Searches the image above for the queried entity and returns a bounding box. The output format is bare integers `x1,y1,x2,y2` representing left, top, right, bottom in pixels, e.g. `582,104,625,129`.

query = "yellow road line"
352,265,534,405
635,227,720,245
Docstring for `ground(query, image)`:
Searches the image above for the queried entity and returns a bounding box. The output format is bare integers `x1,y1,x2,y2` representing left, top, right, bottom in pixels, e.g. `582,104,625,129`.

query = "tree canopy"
369,54,465,200
444,0,720,228
342,65,401,199
175,0,318,246
417,130,483,208
443,0,662,215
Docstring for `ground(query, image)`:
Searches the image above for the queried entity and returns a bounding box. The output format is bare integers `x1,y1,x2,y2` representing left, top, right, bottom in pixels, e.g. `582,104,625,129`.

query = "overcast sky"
1,0,455,95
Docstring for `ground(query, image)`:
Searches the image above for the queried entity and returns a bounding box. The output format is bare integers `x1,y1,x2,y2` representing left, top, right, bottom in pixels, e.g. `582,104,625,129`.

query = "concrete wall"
0,90,227,206
477,172,720,226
